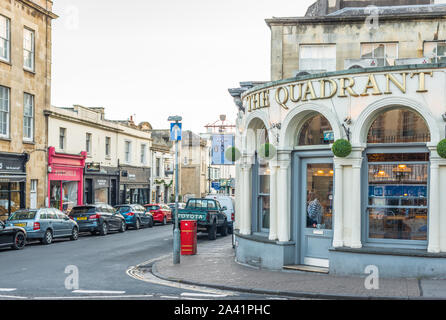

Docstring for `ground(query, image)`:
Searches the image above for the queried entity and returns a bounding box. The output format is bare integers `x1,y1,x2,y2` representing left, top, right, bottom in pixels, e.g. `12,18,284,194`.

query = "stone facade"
180,131,209,201
0,0,57,213
268,3,446,80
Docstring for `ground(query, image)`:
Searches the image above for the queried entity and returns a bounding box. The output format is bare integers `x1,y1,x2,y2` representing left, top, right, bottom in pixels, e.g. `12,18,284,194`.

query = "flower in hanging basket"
437,139,446,158
332,139,352,158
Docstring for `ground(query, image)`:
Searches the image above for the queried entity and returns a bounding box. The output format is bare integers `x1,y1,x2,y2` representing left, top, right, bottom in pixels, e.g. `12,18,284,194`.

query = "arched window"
367,109,430,144
366,108,430,244
298,114,334,146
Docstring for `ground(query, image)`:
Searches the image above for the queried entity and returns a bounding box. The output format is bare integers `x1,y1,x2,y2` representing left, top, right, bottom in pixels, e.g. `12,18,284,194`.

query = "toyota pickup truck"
173,198,228,240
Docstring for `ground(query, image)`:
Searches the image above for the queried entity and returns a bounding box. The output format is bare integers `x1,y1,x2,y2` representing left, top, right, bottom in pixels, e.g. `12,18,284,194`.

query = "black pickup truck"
173,198,229,240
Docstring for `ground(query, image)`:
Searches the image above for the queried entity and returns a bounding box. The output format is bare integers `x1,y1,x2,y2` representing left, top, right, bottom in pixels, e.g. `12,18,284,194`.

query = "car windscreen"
116,206,131,213
8,210,37,221
69,207,96,216
145,205,160,211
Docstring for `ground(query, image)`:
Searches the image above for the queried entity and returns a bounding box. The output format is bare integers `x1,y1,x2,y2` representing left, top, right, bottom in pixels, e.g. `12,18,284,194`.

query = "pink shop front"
47,147,87,213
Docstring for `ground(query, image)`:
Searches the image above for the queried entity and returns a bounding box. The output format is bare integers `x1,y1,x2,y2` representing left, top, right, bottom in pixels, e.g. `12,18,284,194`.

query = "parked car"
0,220,26,250
69,204,126,236
6,208,79,245
114,204,153,229
144,204,172,225
167,202,186,212
175,198,228,240
205,194,235,234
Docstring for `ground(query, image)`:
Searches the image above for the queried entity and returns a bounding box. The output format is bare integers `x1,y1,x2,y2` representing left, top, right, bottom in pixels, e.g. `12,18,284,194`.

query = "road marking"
160,295,179,299
34,294,154,300
181,292,228,298
0,294,27,299
0,288,16,292
126,265,237,297
72,290,126,295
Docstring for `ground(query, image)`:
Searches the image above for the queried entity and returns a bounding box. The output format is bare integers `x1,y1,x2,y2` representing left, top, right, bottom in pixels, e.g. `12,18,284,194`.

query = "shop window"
367,153,428,242
298,114,334,146
258,157,270,232
361,42,398,67
367,109,430,143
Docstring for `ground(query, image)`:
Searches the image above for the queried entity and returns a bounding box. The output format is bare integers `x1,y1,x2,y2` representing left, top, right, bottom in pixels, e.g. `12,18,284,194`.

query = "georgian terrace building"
0,1,57,219
230,1,446,278
45,105,153,211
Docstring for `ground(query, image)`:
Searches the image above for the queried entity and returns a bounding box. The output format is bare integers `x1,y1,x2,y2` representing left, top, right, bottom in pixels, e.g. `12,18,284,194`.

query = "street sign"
170,123,182,141
211,182,221,190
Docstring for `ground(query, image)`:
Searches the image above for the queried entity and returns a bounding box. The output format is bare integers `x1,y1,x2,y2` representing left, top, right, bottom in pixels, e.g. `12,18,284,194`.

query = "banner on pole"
211,134,234,165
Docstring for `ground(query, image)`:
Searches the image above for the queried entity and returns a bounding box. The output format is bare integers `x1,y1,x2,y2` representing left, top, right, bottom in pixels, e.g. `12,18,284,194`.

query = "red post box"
180,220,197,255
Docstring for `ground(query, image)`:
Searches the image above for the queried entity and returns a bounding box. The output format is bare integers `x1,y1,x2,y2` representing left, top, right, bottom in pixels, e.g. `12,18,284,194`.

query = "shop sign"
244,71,433,112
95,179,109,188
0,157,26,173
86,162,101,172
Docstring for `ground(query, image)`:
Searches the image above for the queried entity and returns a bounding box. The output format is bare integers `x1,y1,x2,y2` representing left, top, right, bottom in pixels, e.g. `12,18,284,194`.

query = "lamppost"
168,115,182,265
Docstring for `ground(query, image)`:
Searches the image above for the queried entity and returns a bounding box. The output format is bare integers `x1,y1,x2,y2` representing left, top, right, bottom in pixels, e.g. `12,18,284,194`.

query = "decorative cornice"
17,0,59,19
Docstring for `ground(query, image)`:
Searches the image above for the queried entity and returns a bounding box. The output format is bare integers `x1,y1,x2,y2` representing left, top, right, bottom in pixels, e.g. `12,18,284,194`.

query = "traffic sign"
170,123,182,141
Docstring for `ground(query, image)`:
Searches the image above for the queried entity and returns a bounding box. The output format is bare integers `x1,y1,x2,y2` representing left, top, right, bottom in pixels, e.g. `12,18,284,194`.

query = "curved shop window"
365,108,430,245
252,126,270,233
298,114,334,146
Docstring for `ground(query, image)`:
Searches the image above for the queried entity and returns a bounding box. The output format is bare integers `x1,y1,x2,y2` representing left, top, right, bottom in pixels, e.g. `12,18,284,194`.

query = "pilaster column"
428,160,440,253
332,160,344,248
240,156,252,235
277,151,291,242
351,159,363,248
268,161,278,240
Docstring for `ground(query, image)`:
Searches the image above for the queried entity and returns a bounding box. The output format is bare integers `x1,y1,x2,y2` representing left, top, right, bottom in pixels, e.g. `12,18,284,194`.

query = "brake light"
127,212,135,216
231,212,235,221
33,222,40,230
89,214,101,220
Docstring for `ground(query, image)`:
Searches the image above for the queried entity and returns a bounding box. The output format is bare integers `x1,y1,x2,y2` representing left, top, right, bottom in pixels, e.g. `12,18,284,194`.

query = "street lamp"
168,115,182,265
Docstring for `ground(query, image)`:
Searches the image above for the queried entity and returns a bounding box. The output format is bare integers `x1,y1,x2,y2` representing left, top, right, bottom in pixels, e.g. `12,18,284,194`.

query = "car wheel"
149,218,154,228
119,220,126,233
42,229,53,245
70,227,79,241
163,215,167,225
11,232,26,250
99,222,108,236
135,219,141,230
207,221,217,240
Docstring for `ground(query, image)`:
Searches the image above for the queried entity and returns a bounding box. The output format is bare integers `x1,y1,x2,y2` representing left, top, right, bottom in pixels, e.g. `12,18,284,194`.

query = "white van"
205,194,235,234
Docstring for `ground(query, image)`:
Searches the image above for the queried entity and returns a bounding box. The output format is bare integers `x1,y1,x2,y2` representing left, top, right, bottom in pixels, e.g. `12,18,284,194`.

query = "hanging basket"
332,139,352,158
437,139,446,158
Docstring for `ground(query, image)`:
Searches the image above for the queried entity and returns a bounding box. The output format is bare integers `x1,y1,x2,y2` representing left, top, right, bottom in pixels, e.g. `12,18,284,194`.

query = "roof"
328,3,446,16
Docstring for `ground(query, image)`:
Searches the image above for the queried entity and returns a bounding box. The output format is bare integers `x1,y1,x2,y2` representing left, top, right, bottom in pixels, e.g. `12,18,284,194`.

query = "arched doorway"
292,113,335,268
363,107,430,248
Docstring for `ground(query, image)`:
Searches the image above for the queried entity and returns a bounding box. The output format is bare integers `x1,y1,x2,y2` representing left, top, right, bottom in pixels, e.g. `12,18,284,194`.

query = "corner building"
233,0,446,278
0,1,57,219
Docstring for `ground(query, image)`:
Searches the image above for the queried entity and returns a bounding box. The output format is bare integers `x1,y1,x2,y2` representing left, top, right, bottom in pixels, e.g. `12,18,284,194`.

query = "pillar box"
180,220,197,255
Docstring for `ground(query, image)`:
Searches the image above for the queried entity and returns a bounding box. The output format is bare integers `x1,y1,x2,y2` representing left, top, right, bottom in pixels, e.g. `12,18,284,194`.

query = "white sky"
51,0,315,133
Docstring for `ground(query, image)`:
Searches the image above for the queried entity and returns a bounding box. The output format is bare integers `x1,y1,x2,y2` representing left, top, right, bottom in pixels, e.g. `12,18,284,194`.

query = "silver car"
6,208,79,245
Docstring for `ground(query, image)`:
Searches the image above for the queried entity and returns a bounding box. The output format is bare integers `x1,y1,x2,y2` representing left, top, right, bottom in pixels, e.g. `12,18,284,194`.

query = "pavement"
136,233,446,300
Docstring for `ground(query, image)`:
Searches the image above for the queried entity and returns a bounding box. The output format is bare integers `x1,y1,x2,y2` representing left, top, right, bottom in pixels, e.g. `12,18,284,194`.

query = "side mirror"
222,206,227,211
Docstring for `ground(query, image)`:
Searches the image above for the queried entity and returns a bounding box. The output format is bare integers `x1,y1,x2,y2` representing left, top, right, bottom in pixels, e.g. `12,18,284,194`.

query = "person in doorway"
307,191,323,228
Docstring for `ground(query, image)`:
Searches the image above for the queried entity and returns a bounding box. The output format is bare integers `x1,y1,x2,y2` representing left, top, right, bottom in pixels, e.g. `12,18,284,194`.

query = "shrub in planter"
332,139,352,158
437,139,446,158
